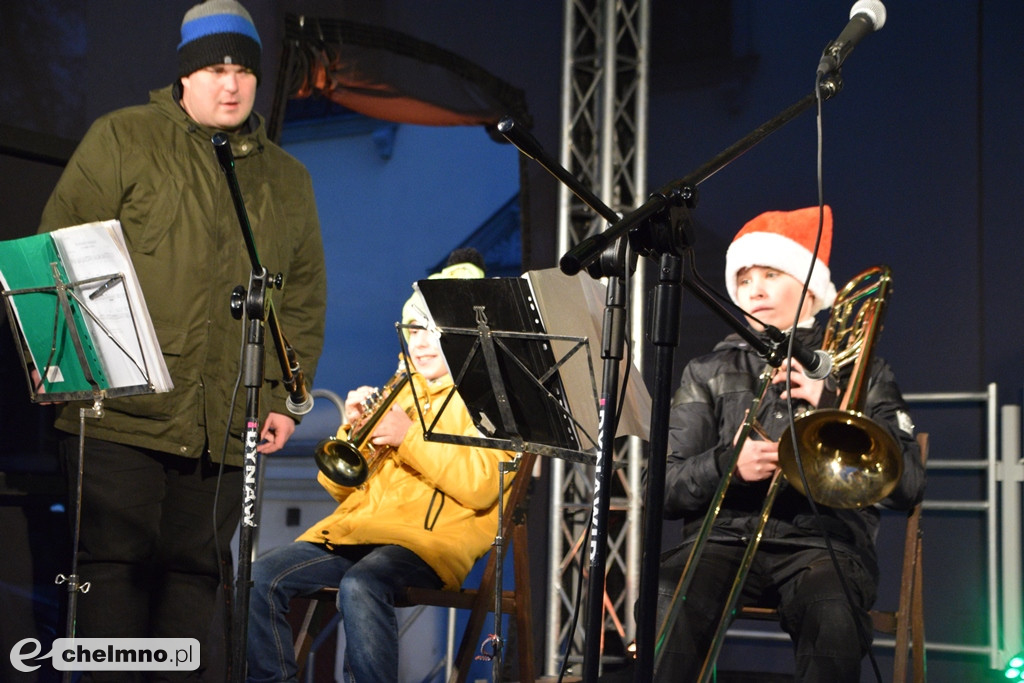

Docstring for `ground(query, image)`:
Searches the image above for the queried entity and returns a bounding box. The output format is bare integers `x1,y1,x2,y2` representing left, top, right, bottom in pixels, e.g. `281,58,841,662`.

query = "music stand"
0,222,169,682
404,276,599,681
413,276,600,464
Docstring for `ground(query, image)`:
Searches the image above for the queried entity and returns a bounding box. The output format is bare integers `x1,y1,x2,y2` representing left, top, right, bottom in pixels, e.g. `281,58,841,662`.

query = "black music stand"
409,276,603,681
413,276,601,464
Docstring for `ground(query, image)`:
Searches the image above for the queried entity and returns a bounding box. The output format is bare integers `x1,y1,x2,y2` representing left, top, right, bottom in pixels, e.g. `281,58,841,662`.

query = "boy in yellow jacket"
247,250,515,683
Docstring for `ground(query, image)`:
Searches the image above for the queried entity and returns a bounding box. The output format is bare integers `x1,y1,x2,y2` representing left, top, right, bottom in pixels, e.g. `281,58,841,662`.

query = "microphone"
790,344,834,381
764,326,834,381
285,376,314,415
283,351,314,415
211,132,234,171
817,0,887,76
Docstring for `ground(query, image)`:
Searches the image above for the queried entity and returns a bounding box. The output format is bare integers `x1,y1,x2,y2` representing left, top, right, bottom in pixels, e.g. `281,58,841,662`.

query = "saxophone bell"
314,438,369,487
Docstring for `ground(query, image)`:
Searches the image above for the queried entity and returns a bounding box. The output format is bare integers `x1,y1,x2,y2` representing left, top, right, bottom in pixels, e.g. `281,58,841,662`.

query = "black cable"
774,69,883,683
210,309,249,662
557,514,590,683
614,244,634,442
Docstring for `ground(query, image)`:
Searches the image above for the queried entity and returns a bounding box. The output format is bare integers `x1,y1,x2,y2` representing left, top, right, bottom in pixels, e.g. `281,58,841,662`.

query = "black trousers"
64,437,242,681
654,541,876,683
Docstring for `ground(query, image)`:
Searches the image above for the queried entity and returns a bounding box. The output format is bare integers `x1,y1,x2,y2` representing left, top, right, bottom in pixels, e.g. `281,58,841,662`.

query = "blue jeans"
246,541,442,683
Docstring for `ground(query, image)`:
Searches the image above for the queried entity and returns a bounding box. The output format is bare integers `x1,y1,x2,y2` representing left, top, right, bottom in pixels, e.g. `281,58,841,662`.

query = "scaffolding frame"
546,0,650,675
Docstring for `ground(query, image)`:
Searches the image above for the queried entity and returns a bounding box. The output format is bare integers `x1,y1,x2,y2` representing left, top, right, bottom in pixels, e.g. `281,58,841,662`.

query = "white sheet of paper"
50,220,172,393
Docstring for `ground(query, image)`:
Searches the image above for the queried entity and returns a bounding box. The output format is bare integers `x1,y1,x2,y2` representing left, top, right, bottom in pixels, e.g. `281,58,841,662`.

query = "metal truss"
546,0,650,676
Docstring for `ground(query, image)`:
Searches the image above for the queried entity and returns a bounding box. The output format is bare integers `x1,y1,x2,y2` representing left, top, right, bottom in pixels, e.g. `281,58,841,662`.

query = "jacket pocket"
104,322,187,420
154,322,187,373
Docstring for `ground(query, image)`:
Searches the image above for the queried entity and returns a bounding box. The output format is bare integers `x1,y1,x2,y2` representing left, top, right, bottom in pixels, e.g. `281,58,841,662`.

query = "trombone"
654,265,903,681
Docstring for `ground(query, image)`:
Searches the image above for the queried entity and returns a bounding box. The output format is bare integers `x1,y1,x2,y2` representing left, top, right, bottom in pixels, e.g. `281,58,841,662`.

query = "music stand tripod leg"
55,401,102,683
487,455,522,683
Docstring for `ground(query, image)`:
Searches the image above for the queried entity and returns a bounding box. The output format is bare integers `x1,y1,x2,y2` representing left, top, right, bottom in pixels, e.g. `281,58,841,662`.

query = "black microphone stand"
581,240,634,682
497,117,639,682
210,133,311,683
560,74,843,683
501,69,844,683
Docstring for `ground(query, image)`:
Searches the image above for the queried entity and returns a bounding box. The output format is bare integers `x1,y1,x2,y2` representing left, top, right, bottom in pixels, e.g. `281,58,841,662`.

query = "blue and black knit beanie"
178,0,262,82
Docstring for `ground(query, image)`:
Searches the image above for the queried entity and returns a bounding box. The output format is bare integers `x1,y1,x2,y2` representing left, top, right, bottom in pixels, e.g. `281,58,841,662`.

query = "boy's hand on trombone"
771,359,826,407
732,414,779,483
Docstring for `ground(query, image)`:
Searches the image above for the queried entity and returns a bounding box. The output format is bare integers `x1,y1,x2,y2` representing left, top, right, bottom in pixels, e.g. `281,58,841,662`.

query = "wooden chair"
292,451,537,683
868,430,927,681
736,431,928,682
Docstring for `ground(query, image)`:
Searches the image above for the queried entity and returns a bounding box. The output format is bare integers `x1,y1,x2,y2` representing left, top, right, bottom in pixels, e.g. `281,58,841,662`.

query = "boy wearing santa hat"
655,206,924,681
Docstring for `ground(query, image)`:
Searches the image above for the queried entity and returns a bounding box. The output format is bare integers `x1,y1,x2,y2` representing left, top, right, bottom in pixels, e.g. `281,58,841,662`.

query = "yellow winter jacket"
296,371,516,589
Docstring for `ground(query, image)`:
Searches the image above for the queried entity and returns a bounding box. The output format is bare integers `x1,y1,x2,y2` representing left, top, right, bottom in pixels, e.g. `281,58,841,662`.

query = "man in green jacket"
36,1,326,677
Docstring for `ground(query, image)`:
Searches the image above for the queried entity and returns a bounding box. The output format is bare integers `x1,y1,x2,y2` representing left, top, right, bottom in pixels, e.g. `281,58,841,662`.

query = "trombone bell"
778,408,902,509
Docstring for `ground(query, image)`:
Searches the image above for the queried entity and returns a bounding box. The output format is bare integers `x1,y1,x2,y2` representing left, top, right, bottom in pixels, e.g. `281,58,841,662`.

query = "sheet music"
50,220,172,393
524,268,651,441
414,276,587,455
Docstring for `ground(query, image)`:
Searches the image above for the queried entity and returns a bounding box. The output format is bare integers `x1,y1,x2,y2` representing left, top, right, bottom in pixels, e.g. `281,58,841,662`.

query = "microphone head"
850,0,886,30
805,350,835,381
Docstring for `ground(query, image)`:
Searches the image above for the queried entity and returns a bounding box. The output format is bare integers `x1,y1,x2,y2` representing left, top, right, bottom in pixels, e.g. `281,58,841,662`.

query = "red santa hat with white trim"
725,205,837,315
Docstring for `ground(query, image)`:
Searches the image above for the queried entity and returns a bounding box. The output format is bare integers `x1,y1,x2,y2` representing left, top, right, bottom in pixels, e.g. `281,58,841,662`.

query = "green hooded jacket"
38,85,327,466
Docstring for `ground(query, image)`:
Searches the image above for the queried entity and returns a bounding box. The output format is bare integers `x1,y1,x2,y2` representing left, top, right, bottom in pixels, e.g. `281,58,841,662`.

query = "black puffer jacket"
664,324,925,580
